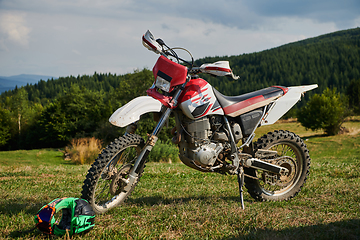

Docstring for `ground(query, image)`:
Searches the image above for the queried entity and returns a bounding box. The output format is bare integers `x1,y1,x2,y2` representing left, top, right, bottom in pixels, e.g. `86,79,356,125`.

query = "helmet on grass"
34,197,95,236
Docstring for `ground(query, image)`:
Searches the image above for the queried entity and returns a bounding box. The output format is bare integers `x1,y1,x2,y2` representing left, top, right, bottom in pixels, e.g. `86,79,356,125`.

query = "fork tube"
131,107,172,173
124,108,172,192
151,76,189,136
152,108,172,136
124,80,188,191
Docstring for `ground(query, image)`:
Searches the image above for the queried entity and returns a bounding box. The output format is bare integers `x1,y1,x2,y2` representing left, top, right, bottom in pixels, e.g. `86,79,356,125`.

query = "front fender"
109,96,163,127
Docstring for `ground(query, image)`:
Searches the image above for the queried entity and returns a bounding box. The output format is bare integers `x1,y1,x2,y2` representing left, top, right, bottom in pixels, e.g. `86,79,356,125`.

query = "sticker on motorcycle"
179,79,224,119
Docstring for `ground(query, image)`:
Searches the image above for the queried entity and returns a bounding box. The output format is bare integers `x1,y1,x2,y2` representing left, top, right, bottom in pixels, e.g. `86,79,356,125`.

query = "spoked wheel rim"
256,142,303,196
93,145,140,211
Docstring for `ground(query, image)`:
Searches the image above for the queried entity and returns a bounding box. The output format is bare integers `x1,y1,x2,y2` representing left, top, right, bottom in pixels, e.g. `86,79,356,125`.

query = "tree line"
0,70,171,150
196,27,360,107
1,28,360,150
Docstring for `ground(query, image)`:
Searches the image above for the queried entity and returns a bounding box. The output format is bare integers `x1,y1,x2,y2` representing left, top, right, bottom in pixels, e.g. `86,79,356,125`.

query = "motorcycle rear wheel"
244,130,310,201
81,134,145,214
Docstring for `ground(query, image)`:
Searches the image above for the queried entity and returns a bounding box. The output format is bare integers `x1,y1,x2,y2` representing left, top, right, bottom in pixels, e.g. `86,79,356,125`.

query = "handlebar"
142,30,239,80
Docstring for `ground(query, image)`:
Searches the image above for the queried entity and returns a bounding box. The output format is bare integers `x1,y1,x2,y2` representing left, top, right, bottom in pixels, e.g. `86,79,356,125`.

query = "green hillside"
1,28,359,104
196,27,360,99
0,28,359,150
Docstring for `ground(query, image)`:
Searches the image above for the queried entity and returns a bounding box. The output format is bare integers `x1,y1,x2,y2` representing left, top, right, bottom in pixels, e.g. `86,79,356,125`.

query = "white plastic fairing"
142,30,162,54
109,96,162,127
262,84,318,125
200,61,239,79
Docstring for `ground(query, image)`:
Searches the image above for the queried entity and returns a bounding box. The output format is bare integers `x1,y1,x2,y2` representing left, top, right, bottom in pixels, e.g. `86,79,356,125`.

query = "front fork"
123,107,173,192
122,76,189,192
124,75,191,192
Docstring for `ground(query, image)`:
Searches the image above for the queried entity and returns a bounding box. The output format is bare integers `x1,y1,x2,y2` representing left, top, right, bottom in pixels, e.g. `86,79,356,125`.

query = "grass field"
0,119,359,239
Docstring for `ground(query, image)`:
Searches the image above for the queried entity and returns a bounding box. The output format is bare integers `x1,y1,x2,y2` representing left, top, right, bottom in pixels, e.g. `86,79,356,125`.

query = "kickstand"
237,167,245,209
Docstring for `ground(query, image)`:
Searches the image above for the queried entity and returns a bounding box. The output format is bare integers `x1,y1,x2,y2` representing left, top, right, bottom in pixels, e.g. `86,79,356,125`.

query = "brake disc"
109,164,132,195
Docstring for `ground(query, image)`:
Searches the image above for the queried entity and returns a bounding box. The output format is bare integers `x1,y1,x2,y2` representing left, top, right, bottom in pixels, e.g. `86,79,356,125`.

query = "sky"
0,0,359,78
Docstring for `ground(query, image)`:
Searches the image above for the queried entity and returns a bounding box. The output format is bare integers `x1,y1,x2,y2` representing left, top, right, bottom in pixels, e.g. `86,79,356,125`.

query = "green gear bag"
34,197,95,237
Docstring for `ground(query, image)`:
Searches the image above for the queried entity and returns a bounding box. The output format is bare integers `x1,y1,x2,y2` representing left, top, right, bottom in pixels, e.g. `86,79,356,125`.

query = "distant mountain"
195,27,360,98
0,74,54,93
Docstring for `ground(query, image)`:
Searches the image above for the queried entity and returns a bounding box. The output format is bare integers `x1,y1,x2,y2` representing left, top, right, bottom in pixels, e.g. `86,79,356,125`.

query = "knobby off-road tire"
244,130,310,201
81,134,145,214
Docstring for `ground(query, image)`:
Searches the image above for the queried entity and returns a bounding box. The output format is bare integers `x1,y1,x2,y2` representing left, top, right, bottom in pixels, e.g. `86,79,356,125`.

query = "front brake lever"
156,38,165,46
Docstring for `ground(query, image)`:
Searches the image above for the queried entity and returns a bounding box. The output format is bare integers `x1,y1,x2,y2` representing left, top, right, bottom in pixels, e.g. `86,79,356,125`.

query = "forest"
196,27,360,101
0,27,360,150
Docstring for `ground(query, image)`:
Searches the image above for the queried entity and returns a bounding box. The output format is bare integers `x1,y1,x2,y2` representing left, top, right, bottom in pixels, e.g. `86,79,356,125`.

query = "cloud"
246,0,360,28
0,12,31,48
72,49,81,55
1,0,359,30
0,0,358,77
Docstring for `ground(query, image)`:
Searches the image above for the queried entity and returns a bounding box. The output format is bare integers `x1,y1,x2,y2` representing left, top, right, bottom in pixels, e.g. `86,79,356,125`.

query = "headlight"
155,76,171,92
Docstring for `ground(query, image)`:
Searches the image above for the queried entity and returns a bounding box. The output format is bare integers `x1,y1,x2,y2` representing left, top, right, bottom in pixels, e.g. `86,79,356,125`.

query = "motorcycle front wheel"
81,134,145,214
244,130,310,201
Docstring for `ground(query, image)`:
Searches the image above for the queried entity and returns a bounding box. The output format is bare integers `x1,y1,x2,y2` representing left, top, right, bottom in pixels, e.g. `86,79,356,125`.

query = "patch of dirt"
338,127,350,135
339,127,360,136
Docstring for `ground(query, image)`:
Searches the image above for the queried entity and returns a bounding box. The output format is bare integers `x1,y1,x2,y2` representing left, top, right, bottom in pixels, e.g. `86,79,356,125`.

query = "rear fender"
262,84,318,125
109,96,163,127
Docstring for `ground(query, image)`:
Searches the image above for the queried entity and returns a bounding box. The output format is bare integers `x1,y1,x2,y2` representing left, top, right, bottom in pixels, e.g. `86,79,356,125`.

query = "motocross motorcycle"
81,30,318,214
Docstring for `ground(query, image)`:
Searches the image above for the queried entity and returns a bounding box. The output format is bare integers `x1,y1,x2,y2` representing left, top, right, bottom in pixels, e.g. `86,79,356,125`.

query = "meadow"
0,119,359,239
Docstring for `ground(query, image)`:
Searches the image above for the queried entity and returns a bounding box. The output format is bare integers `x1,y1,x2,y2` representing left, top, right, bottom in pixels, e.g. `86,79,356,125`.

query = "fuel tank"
178,78,224,120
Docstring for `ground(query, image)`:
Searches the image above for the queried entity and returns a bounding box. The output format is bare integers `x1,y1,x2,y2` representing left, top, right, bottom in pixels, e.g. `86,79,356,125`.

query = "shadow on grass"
5,196,359,239
127,196,359,239
225,218,360,240
346,118,360,122
127,195,248,206
1,200,48,239
300,133,328,140
0,200,46,216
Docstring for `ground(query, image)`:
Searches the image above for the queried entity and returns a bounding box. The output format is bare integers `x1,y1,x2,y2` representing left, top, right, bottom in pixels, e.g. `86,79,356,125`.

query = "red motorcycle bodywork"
178,78,224,119
147,56,288,120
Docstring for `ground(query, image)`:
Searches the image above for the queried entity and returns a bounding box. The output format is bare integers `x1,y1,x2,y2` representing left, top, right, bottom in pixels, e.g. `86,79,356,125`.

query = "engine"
177,115,242,170
191,142,224,167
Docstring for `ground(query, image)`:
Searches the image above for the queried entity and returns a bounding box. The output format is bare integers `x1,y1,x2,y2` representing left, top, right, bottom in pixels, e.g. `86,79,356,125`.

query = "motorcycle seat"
213,86,287,117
